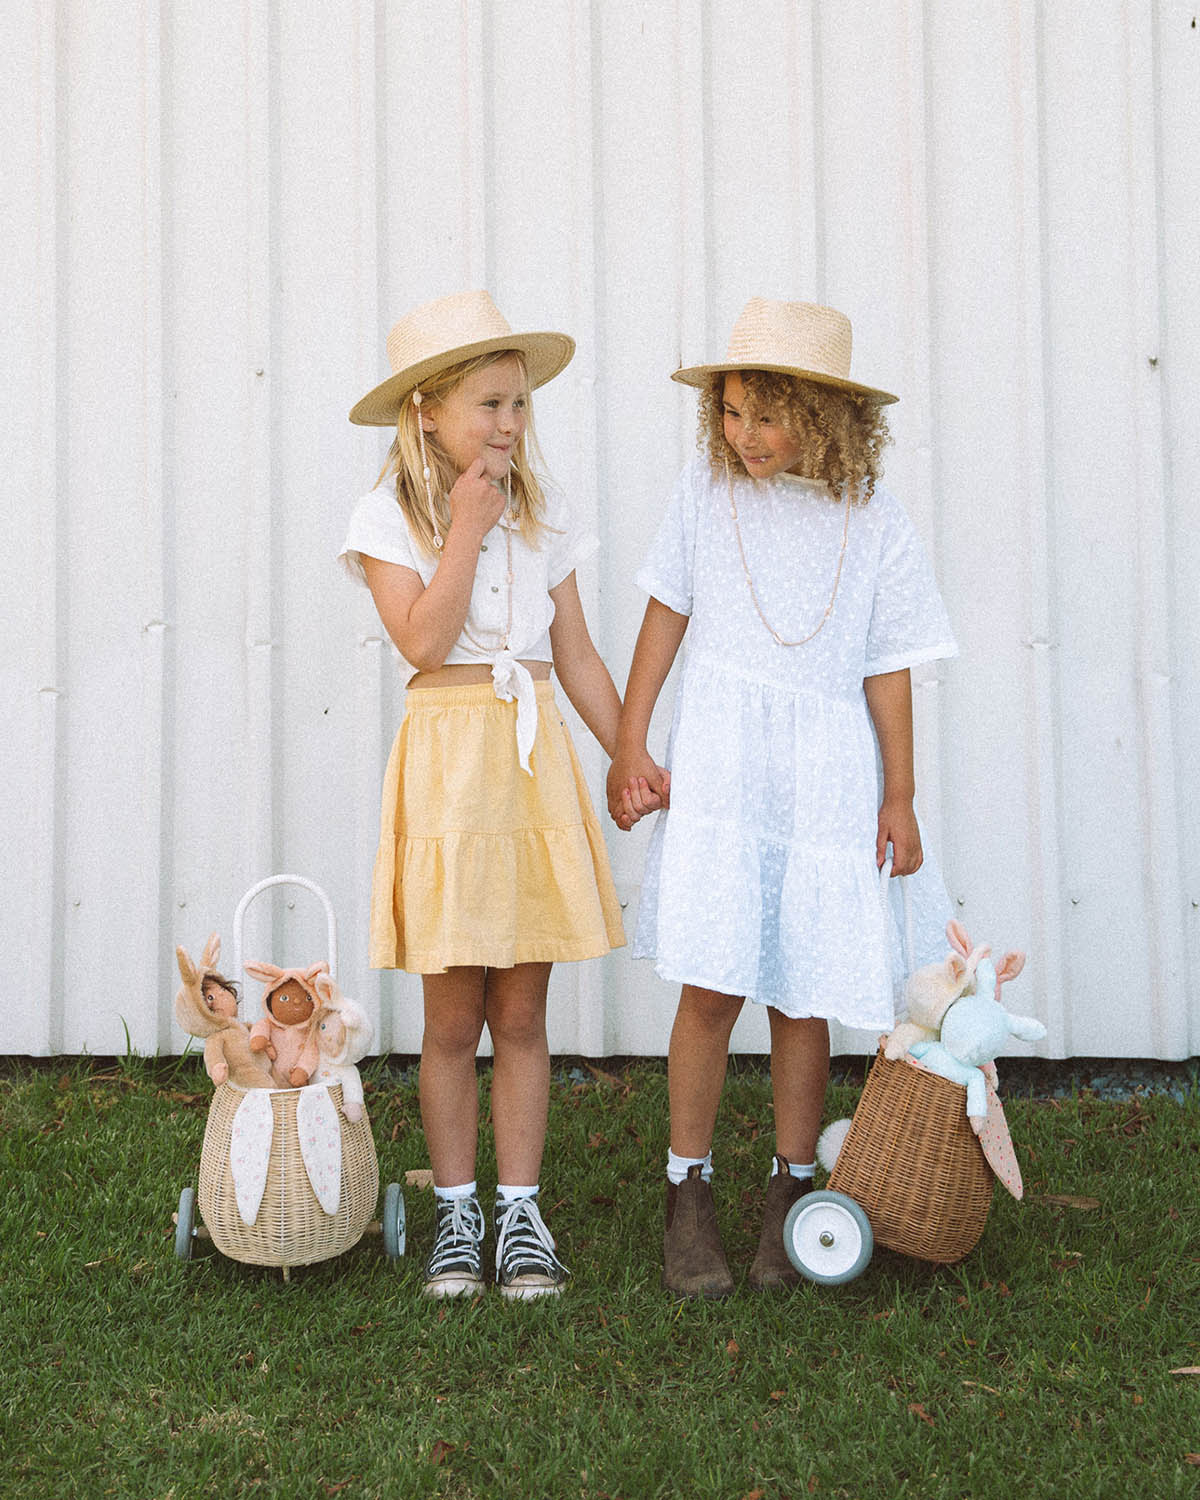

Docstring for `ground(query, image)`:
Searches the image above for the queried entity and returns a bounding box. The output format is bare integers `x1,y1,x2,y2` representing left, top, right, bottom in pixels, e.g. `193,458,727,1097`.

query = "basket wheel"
783,1189,874,1285
174,1186,196,1262
381,1183,406,1260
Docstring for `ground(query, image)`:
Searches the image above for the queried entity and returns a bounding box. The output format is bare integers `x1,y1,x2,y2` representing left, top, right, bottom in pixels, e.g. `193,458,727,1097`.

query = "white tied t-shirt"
339,484,597,770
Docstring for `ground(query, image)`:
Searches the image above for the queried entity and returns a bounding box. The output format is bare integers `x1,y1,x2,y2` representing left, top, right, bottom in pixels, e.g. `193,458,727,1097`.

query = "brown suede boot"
662,1163,734,1299
747,1155,812,1290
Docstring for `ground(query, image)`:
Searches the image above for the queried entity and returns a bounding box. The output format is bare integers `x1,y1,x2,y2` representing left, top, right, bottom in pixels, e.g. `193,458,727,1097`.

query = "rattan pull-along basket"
198,1079,380,1269
827,1046,994,1264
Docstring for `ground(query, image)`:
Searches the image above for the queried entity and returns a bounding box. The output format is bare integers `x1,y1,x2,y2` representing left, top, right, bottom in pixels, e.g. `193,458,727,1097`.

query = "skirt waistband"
403,679,556,713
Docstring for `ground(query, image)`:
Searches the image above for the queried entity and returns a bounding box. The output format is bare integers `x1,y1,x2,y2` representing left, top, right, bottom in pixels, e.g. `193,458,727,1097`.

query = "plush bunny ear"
996,951,1026,985
946,920,972,959
313,972,341,1007
1007,1012,1047,1044
303,962,331,982
201,932,221,970
176,945,199,986
244,961,285,984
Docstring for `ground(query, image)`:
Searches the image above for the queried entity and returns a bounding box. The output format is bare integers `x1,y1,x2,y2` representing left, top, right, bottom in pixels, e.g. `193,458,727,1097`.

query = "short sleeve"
635,464,698,616
542,486,598,588
338,490,421,585
863,490,958,676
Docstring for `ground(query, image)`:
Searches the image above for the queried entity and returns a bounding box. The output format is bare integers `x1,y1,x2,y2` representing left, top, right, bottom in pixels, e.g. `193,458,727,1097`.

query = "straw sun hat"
672,297,898,405
349,289,576,426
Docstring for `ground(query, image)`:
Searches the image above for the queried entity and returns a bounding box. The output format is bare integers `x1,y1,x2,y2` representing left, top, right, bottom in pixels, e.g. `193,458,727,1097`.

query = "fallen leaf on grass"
1051,1253,1083,1271
428,1441,454,1466
740,1489,765,1500
405,1168,434,1189
908,1402,935,1427
1039,1194,1100,1210
1170,1367,1200,1376
586,1063,624,1089
1184,1455,1200,1466
962,1380,1003,1396
324,1481,357,1495
726,1339,740,1357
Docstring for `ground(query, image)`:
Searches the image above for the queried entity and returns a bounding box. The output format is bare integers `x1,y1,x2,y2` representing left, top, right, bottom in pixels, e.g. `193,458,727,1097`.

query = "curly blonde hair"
697,370,891,504
375,350,554,557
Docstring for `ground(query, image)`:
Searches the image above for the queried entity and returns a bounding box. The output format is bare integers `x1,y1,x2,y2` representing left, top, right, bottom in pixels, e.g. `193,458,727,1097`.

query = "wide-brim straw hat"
672,297,898,405
349,289,576,426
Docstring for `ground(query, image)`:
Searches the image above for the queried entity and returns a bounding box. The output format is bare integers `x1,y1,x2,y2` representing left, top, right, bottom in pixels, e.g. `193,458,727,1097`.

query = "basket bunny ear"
201,932,221,970
313,972,340,1007
946,920,973,959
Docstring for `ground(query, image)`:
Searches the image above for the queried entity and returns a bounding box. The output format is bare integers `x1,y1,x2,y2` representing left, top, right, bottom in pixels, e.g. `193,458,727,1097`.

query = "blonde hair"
375,350,553,556
698,370,891,504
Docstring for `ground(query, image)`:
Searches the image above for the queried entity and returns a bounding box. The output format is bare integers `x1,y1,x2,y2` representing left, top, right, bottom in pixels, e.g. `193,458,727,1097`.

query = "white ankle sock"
434,1180,478,1202
666,1150,712,1185
496,1183,538,1205
769,1158,815,1181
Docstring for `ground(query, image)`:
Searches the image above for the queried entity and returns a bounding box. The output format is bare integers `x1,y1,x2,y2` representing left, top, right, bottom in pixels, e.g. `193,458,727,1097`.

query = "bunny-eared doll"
174,934,274,1089
244,961,326,1088
310,973,374,1122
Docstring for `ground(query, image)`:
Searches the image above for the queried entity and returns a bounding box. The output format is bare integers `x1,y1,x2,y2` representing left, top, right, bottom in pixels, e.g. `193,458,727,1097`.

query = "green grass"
1,1055,1197,1499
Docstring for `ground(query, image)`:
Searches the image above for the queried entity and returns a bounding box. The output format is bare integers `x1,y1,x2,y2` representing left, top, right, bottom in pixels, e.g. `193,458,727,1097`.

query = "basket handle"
233,874,338,980
879,850,914,976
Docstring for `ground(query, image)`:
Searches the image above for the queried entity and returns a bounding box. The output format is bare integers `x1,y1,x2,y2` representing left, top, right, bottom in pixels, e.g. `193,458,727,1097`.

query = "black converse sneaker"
494,1194,569,1300
423,1193,485,1298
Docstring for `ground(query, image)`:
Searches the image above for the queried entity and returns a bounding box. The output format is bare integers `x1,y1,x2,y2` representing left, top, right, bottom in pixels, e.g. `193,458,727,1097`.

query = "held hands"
877,797,923,876
448,458,508,542
606,750,671,832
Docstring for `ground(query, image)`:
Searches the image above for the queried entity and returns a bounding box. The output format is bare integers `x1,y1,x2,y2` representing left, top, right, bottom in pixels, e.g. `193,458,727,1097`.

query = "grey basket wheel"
783,1189,874,1285
175,1186,196,1261
382,1182,406,1259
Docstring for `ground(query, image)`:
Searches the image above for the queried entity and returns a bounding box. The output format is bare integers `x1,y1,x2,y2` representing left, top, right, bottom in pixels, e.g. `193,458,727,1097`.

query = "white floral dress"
633,458,958,1027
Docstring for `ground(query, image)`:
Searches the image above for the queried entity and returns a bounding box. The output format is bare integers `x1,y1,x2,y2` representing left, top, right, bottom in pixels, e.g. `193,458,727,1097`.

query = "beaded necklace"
725,458,850,648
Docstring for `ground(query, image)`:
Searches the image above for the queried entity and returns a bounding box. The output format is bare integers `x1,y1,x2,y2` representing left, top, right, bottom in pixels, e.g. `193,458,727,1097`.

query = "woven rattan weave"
828,1048,993,1264
198,1082,379,1269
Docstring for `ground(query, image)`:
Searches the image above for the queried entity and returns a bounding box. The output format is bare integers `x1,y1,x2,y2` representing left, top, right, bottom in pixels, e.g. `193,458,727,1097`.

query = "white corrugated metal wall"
3,0,1197,1060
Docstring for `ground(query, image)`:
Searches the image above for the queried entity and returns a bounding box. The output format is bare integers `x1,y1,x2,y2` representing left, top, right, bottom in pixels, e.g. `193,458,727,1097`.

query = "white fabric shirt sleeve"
635,464,697,616
862,489,958,676
543,487,599,588
338,490,422,585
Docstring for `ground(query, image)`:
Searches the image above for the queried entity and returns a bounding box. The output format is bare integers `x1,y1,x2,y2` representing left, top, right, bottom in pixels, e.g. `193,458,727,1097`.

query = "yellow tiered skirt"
369,681,626,972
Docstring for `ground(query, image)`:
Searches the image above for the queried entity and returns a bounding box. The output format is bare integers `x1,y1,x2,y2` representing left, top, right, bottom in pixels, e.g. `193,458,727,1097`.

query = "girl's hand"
877,799,923,876
607,753,670,829
447,457,507,542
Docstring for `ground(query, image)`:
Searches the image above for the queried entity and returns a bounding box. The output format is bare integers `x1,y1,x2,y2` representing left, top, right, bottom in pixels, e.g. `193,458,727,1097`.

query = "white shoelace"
427,1195,484,1277
495,1196,566,1279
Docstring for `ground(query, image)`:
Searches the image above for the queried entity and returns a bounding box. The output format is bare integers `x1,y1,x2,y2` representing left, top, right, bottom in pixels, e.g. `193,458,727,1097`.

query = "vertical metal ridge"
807,0,826,302
243,0,276,923
674,0,707,452
1012,0,1067,1054
139,0,174,1053
459,0,487,287
1125,0,1186,1057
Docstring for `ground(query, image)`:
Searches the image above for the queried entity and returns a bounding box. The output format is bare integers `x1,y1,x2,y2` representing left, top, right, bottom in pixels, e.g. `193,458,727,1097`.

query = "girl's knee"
678,985,743,1036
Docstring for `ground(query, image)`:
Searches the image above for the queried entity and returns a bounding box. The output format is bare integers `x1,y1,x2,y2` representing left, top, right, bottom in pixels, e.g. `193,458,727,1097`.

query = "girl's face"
721,372,806,480
423,354,529,482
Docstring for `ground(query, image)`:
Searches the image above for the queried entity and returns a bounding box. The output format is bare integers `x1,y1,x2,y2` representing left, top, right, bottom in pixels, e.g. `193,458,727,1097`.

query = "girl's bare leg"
765,1009,830,1164
667,984,745,1157
420,968,486,1186
484,961,553,1185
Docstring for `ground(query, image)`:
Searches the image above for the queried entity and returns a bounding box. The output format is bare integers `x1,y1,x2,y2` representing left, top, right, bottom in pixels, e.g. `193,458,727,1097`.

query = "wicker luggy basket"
827,1047,994,1264
198,1081,380,1270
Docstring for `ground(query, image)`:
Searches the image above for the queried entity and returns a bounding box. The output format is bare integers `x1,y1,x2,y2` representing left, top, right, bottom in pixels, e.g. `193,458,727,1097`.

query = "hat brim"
672,361,898,406
349,332,576,426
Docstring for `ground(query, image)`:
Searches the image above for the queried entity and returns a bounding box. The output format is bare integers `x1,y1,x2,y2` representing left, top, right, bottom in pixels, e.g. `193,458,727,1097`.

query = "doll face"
201,979,238,1020
317,1009,346,1053
423,354,529,483
721,372,807,480
268,978,315,1026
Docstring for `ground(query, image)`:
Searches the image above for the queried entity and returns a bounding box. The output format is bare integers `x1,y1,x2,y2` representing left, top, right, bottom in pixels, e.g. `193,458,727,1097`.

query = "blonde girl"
341,291,632,1299
608,299,957,1298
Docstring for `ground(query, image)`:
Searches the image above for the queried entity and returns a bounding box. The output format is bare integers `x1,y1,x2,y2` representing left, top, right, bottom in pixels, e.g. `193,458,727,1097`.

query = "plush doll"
908,953,1046,1121
174,934,274,1089
310,973,374,1122
882,923,989,1062
244,960,326,1089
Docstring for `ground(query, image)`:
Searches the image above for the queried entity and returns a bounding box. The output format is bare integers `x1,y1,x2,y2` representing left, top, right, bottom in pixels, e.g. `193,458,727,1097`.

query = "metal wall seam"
242,0,276,956
1016,0,1068,1055
31,0,65,1055
1125,0,1187,1058
350,0,387,1048
459,0,488,290
139,1,172,1052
